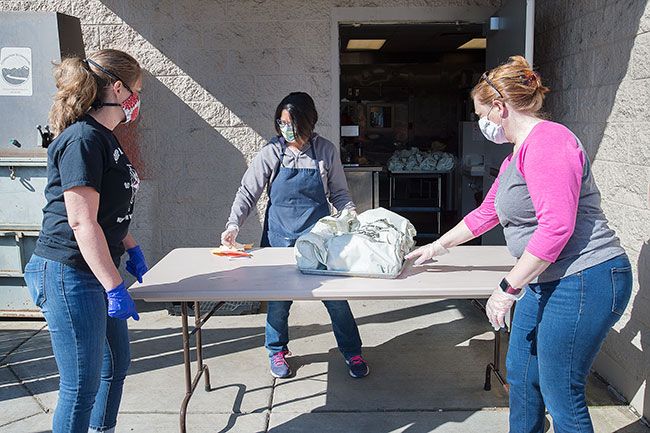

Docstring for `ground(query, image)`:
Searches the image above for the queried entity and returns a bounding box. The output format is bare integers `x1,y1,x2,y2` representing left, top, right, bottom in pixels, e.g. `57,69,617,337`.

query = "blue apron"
260,139,330,248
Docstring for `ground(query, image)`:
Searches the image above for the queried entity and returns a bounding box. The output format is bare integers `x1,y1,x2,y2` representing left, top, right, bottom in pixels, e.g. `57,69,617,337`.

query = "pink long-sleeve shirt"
463,121,623,282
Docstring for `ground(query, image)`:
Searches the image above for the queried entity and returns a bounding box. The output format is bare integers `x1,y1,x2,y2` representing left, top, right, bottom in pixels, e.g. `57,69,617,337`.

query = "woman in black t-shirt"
25,49,146,433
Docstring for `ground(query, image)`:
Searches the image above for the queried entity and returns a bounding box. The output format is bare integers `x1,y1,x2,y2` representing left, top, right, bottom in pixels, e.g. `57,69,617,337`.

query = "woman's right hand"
221,225,239,247
405,240,449,265
107,282,140,321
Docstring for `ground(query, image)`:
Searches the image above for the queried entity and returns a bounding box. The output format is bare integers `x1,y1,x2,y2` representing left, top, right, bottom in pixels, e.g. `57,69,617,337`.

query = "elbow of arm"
550,219,576,248
527,223,575,263
68,216,97,233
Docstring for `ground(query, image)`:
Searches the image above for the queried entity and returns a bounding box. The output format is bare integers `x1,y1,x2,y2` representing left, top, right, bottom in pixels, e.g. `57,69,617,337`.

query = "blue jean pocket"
610,266,632,315
24,258,47,308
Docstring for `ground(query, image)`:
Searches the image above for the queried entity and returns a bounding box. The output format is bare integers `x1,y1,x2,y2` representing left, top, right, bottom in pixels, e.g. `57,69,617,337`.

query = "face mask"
478,107,508,144
91,91,140,124
120,91,140,124
280,124,296,142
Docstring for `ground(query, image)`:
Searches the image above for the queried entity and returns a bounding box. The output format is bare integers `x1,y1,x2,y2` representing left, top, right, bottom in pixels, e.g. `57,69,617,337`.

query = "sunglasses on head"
480,71,504,99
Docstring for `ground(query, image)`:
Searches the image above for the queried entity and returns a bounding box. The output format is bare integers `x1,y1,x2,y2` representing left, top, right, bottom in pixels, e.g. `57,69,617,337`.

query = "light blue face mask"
280,124,296,143
478,106,508,144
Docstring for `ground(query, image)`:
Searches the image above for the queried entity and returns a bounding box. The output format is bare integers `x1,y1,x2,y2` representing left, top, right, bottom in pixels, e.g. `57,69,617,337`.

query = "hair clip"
521,70,539,86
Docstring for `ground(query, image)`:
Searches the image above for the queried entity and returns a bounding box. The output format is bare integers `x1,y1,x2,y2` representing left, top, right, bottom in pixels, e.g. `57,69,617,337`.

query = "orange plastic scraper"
210,243,253,258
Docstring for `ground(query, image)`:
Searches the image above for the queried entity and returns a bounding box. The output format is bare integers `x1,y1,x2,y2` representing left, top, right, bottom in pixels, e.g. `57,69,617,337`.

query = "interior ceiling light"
347,39,386,50
458,38,487,49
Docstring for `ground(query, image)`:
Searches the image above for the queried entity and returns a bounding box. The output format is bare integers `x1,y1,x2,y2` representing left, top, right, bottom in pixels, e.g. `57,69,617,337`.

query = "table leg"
180,302,191,433
484,330,508,392
194,301,212,392
472,299,509,393
178,301,224,433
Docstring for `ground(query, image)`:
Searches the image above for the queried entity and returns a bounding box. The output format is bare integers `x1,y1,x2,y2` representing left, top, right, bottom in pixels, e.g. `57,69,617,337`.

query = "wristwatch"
499,278,522,297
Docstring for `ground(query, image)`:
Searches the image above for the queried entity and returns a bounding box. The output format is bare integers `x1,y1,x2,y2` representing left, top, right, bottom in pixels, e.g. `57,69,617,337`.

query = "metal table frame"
176,299,509,433
178,301,223,432
132,246,516,432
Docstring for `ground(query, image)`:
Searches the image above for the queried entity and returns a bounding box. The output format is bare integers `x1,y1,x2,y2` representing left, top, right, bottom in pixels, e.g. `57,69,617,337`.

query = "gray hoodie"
226,134,355,228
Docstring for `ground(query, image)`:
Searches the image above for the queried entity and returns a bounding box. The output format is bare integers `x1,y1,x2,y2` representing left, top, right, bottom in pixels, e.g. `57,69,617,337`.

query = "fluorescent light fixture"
341,125,360,137
458,38,487,49
347,39,386,50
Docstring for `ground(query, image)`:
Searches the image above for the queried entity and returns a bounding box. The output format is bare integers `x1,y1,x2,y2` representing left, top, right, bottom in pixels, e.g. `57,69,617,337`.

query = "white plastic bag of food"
295,207,416,276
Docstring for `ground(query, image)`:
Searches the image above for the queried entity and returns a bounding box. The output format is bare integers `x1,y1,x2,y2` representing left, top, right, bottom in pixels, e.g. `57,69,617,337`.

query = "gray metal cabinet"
0,12,85,316
343,166,381,213
0,229,40,317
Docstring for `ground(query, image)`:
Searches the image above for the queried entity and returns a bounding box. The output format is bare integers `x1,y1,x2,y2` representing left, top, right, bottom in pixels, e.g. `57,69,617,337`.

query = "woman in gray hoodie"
221,92,369,379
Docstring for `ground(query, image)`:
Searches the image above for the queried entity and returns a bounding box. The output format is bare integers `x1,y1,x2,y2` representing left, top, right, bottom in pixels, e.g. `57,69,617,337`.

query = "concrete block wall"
535,0,650,420
0,0,500,265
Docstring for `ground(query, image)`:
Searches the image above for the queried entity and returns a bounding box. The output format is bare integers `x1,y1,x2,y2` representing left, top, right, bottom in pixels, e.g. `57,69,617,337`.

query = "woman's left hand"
126,245,148,283
485,287,517,331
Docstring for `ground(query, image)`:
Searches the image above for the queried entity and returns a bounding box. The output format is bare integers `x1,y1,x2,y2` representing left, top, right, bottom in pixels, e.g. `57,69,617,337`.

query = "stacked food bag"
295,208,416,276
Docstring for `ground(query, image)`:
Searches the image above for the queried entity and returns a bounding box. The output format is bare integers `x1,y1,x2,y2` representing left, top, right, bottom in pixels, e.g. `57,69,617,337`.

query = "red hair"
471,55,550,115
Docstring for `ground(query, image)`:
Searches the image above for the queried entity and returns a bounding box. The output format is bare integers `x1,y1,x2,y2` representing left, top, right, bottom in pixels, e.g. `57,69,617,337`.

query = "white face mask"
478,106,508,144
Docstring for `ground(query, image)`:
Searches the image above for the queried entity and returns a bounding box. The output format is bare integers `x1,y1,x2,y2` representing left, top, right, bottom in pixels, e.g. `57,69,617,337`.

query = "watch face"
500,278,520,295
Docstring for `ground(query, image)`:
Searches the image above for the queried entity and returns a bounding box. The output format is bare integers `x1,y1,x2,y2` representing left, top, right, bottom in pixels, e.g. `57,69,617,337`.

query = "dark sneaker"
270,350,292,378
345,355,369,378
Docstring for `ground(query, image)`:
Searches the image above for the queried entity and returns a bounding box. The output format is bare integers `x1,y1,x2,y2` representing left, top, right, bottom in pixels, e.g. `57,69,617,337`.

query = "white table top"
129,246,515,302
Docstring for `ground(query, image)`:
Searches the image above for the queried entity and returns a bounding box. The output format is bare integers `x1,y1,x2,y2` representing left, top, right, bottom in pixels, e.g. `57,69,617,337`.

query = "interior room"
339,22,492,244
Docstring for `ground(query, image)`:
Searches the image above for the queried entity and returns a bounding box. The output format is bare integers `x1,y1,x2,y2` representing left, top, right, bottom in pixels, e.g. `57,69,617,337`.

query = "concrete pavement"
1,299,647,433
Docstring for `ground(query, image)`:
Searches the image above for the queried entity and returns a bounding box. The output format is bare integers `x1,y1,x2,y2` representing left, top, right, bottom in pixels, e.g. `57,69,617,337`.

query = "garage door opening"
335,0,534,245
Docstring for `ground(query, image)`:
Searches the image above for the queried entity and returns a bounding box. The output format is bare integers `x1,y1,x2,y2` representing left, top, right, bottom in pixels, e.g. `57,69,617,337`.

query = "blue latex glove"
126,245,148,283
107,282,140,321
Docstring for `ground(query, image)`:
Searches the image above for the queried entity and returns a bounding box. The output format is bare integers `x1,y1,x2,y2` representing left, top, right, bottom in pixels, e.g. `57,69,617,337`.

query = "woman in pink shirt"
407,56,631,433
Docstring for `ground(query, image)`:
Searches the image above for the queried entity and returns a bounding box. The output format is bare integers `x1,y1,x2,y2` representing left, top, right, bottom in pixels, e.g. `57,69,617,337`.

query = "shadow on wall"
119,70,262,265
535,0,649,421
616,241,650,422
162,70,261,251
97,1,312,262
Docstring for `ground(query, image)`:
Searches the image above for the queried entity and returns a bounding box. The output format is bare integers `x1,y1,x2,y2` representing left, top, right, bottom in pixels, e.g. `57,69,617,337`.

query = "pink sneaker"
270,350,291,378
345,355,369,378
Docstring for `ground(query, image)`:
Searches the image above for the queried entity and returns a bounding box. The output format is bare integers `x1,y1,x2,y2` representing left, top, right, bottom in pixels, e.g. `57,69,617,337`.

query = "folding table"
129,246,516,433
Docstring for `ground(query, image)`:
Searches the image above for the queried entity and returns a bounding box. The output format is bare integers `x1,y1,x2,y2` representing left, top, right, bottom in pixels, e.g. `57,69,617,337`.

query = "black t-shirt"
34,114,140,270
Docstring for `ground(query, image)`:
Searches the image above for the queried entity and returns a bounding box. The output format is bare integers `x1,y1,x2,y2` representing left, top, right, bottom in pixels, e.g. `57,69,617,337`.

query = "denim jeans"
24,255,130,433
506,254,632,433
265,300,362,359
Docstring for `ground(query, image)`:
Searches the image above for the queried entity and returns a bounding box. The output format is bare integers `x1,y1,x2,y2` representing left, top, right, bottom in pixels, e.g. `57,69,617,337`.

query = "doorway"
332,1,534,245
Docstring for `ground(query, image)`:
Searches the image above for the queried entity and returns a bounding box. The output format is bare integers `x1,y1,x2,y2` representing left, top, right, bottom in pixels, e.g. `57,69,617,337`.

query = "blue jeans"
24,255,130,433
506,254,632,433
265,300,362,359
